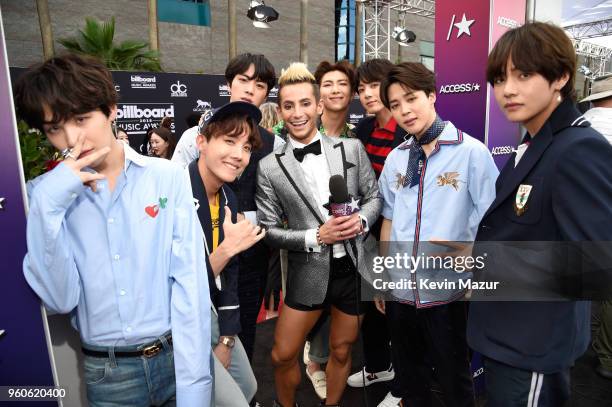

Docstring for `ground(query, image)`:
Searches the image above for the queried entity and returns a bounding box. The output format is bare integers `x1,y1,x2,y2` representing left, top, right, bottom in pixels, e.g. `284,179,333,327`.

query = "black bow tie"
293,140,322,162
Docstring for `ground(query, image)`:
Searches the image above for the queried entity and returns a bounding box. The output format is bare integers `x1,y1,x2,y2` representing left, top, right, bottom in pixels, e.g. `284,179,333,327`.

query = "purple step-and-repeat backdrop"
0,13,57,406
435,0,526,394
435,0,525,170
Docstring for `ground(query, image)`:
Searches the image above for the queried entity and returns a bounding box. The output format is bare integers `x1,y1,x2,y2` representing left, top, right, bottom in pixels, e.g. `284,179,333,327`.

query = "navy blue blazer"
467,100,612,373
189,160,241,337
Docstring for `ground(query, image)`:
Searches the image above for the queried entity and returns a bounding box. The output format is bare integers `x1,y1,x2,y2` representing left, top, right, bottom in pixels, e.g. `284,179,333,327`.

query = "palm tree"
36,0,55,60
59,17,162,71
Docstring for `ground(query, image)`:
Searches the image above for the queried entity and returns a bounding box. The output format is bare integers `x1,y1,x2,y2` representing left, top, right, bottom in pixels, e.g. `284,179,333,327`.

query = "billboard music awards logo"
446,13,475,41
218,83,231,97
439,83,481,94
170,80,188,97
116,103,174,134
349,113,364,125
130,74,157,89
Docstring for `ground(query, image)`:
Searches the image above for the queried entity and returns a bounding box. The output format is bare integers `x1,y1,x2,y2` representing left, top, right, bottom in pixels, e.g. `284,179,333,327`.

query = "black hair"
225,53,276,97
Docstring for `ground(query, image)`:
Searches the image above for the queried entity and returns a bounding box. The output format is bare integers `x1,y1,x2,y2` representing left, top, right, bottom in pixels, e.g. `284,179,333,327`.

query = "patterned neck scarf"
400,115,446,188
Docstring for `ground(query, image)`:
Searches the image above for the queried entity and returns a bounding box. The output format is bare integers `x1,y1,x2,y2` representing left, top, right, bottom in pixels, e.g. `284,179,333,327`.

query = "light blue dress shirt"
23,143,212,406
379,122,499,306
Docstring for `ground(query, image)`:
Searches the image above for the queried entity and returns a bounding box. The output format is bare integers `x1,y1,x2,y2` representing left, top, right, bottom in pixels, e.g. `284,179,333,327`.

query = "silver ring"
61,148,76,160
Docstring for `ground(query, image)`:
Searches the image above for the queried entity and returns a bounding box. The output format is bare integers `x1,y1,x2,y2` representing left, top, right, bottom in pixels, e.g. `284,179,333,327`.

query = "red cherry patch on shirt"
145,204,160,218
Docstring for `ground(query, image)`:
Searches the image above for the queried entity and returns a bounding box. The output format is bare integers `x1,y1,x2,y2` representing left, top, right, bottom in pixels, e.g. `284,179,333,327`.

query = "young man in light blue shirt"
376,62,498,407
15,54,212,406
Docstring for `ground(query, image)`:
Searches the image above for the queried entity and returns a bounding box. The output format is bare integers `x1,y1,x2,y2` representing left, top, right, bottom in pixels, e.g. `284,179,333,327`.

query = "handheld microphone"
328,175,360,217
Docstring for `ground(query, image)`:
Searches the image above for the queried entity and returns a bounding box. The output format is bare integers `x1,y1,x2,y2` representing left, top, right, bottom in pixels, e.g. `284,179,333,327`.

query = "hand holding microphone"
318,175,363,245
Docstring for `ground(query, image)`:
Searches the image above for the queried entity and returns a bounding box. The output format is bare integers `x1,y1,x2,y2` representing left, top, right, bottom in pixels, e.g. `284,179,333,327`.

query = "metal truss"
363,1,391,60
564,19,612,40
572,38,612,77
387,0,435,18
361,0,434,60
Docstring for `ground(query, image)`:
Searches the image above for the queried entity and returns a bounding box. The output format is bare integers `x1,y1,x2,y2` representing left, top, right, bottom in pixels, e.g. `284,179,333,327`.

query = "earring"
557,94,562,102
111,121,118,137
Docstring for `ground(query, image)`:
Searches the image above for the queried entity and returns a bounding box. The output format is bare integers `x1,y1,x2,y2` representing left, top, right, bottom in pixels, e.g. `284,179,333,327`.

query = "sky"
561,0,611,47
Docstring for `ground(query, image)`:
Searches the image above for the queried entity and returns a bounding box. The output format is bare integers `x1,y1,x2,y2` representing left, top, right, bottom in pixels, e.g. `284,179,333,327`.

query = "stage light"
247,1,279,29
578,65,592,76
392,26,416,47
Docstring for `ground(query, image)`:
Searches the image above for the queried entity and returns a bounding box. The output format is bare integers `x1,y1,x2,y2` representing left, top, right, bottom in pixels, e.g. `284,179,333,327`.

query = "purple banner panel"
0,11,56,400
486,0,526,169
435,0,491,142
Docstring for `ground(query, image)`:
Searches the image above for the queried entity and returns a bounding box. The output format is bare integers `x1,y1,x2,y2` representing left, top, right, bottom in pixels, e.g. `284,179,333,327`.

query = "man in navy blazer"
188,102,267,407
467,22,612,406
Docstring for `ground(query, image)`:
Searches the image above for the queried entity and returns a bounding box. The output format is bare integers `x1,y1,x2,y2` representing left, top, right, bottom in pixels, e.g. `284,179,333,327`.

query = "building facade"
1,0,434,73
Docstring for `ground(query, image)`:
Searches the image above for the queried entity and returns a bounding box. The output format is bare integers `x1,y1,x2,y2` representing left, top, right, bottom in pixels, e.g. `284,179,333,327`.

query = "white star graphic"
474,83,481,91
349,197,360,212
454,13,475,38
0,197,5,210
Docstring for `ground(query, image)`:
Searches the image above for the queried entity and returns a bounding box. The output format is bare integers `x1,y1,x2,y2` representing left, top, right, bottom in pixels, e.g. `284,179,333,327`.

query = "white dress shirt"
290,132,348,258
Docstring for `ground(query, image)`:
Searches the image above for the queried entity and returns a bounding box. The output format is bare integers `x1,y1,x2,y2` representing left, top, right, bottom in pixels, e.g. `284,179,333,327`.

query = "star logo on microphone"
349,197,360,212
446,13,475,41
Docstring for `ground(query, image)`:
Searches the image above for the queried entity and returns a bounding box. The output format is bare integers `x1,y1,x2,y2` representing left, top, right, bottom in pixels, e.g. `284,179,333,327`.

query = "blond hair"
259,102,279,130
278,62,319,102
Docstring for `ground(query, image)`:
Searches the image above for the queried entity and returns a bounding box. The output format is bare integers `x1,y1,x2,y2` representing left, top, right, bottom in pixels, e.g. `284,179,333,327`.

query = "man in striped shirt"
348,59,408,407
355,59,408,179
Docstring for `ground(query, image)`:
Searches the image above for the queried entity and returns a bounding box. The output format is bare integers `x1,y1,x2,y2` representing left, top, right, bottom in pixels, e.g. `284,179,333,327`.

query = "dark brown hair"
314,60,357,94
225,53,276,97
146,127,177,159
356,58,395,87
486,22,577,101
201,113,262,150
380,62,436,109
14,53,118,132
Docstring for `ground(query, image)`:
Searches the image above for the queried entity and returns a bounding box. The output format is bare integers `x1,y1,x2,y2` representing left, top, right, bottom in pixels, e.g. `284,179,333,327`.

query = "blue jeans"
83,334,176,407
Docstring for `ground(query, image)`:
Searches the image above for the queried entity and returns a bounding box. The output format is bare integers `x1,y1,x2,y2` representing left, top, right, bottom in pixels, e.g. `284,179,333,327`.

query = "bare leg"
272,306,323,406
325,306,362,404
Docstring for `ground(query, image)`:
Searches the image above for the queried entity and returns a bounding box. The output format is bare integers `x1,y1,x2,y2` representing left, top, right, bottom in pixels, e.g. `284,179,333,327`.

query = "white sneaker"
303,341,311,365
377,392,402,407
347,365,395,387
305,366,327,399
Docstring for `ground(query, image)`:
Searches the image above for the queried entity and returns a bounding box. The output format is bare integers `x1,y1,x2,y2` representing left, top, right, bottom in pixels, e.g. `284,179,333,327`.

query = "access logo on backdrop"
446,13,475,41
497,16,519,29
439,83,481,94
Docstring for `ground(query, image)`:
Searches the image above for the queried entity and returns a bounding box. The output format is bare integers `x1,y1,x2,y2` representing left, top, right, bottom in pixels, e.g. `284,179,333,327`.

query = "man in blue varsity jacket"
188,102,266,407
